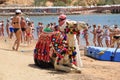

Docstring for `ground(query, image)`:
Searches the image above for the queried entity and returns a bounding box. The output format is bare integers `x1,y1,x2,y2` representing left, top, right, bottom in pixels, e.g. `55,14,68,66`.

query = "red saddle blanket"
35,32,63,62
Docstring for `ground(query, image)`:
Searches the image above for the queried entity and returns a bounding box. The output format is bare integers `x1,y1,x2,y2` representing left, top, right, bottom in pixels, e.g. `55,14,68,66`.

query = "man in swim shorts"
21,16,27,43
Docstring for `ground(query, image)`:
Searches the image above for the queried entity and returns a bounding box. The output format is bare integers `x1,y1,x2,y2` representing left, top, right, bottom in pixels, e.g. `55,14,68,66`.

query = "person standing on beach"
9,17,14,39
103,25,110,47
91,24,97,46
36,22,40,36
0,21,4,36
12,9,22,51
96,25,103,47
31,22,35,40
0,21,2,36
21,16,27,43
111,25,120,47
36,22,43,37
83,27,89,46
26,22,32,45
6,19,10,37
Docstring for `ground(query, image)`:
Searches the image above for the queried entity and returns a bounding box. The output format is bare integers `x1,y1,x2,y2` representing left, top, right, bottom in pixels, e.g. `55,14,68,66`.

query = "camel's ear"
66,21,72,27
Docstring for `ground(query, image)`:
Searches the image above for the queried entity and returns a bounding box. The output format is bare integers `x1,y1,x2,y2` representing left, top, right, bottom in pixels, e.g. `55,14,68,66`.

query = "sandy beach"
0,37,120,80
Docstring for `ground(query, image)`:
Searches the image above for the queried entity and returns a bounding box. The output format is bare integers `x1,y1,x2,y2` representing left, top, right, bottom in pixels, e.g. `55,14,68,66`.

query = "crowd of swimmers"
84,24,120,48
0,9,120,51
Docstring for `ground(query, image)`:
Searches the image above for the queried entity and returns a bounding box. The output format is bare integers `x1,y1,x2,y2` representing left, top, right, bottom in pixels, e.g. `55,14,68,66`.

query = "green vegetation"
66,0,72,6
34,0,120,6
73,1,84,6
97,0,120,5
34,0,47,6
53,0,66,6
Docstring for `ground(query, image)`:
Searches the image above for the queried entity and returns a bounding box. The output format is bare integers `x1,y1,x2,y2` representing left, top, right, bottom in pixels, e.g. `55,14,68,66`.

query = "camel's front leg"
54,63,75,72
54,57,81,73
54,57,75,72
67,63,81,73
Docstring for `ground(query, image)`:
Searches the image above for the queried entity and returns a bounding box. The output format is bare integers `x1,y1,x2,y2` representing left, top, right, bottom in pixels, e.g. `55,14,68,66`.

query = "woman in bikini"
91,24,97,46
109,28,114,46
83,27,89,46
96,25,103,47
103,25,110,47
12,10,22,51
112,25,120,47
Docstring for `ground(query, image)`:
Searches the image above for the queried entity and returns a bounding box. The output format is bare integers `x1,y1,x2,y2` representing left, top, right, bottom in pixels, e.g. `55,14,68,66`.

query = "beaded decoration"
35,31,77,65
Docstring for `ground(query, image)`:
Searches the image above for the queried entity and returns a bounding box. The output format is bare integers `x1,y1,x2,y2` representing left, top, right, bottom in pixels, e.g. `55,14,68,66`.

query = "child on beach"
25,22,32,45
36,22,40,36
36,22,43,37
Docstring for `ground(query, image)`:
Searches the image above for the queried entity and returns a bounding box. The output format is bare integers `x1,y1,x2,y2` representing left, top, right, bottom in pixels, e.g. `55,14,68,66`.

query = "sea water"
0,14,120,46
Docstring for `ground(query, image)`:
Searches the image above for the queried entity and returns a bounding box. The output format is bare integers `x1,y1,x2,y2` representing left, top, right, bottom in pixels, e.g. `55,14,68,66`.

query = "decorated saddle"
35,30,77,65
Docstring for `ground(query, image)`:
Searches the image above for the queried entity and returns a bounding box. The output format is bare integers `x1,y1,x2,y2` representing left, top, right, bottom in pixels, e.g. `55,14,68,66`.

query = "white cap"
26,17,30,22
10,16,13,19
15,9,22,13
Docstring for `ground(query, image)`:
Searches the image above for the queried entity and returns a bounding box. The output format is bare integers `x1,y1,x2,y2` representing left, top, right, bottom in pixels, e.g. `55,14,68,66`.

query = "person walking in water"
12,9,22,51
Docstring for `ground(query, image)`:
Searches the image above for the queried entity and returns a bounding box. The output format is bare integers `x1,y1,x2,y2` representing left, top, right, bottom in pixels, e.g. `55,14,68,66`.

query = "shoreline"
0,12,113,16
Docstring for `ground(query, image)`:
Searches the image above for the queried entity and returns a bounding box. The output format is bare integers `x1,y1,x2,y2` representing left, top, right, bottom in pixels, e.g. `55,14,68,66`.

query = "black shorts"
113,36,120,40
21,28,26,31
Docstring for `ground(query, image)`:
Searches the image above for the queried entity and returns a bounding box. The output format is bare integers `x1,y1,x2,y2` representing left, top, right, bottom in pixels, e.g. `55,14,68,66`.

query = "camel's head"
58,14,88,31
66,20,88,30
77,21,88,30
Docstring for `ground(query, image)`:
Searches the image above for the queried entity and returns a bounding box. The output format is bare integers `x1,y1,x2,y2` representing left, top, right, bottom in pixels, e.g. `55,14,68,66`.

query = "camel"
34,14,87,73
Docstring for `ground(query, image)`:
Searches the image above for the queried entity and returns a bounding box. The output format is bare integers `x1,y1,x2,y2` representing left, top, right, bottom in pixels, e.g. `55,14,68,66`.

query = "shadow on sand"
28,64,66,74
0,48,13,52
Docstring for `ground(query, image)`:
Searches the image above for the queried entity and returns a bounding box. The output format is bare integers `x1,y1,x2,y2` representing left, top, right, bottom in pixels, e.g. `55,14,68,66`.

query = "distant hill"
0,0,120,6
0,0,34,6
